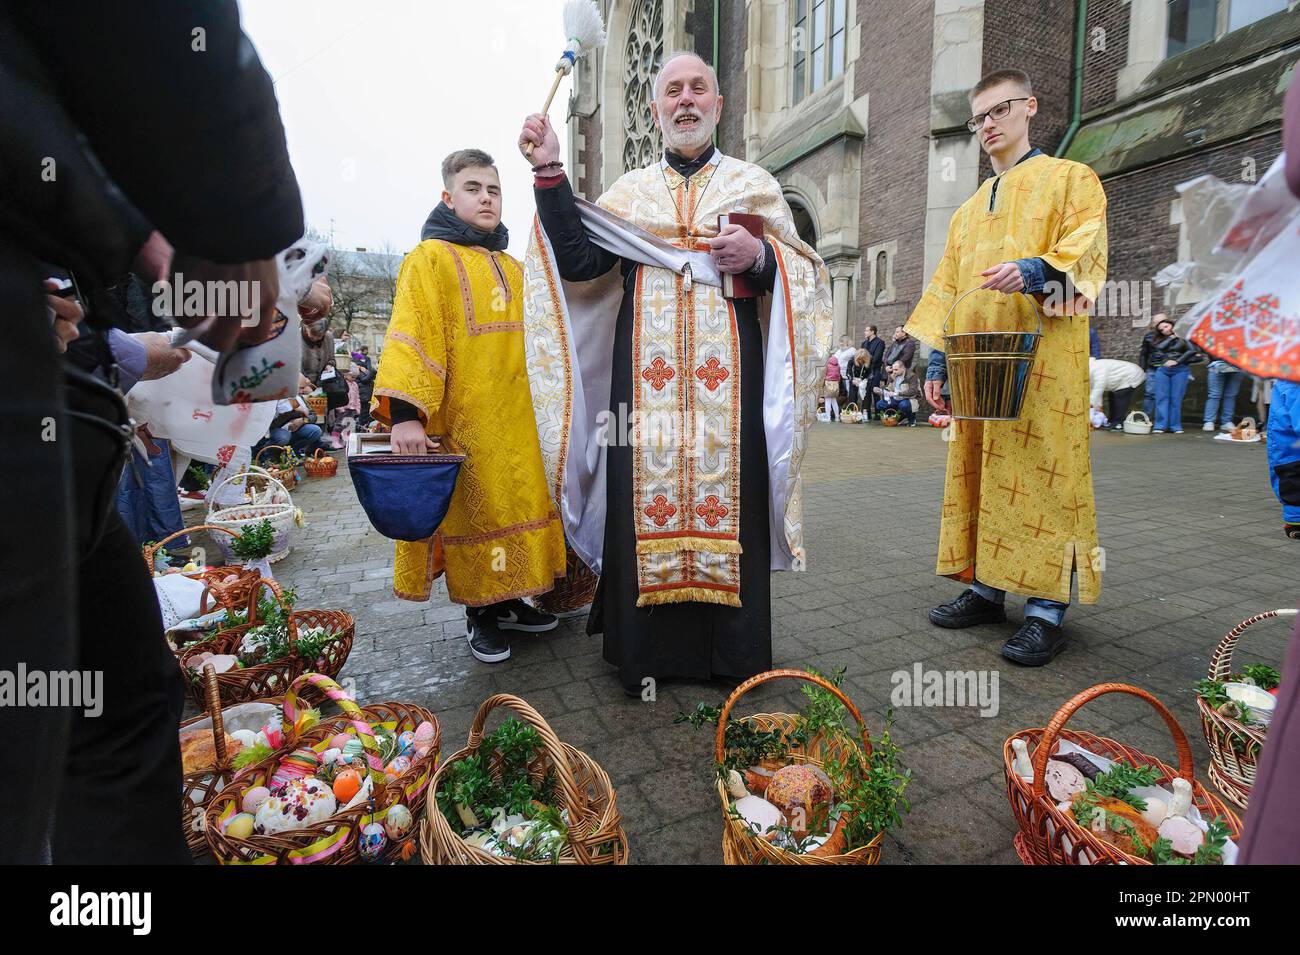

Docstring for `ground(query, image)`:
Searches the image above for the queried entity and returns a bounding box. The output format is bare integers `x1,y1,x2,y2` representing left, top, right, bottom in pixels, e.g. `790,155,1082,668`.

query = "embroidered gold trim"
434,240,523,336
635,536,743,555
440,514,559,546
386,331,446,379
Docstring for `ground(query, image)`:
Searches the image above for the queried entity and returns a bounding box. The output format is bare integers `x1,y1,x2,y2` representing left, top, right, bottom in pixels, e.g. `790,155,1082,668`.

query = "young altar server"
518,52,832,695
906,69,1108,666
372,149,566,664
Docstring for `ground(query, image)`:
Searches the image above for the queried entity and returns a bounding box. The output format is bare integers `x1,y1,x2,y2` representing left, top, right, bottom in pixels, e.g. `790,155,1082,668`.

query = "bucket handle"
941,286,1045,338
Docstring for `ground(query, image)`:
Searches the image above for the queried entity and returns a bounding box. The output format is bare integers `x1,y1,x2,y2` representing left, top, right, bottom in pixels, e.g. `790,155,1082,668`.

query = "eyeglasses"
965,98,1029,134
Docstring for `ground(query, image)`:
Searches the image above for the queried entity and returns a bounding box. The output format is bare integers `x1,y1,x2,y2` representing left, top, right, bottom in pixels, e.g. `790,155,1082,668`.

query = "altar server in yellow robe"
373,149,566,665
905,70,1108,667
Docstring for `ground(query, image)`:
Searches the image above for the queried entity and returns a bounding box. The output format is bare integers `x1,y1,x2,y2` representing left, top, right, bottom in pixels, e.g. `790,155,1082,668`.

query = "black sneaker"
466,615,511,663
1001,618,1068,666
928,589,1007,629
483,599,558,633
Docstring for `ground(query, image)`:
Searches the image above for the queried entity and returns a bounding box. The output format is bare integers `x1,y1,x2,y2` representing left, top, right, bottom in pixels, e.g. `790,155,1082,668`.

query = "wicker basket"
205,673,441,865
305,394,328,417
206,465,296,564
533,546,597,615
420,693,627,864
177,579,354,707
142,524,262,614
304,448,338,478
841,402,862,423
716,668,884,865
880,409,901,428
1004,683,1243,865
177,666,338,858
1196,609,1296,809
254,444,300,490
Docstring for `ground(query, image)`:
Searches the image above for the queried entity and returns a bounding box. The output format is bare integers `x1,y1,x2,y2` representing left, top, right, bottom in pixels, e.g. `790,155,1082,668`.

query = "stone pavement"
242,423,1296,864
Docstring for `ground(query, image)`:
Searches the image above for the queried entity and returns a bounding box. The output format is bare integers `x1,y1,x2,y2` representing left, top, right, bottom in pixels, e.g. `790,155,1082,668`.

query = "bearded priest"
518,52,832,696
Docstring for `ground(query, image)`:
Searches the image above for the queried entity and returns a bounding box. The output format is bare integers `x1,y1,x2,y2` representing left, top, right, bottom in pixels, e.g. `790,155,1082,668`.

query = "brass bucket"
943,288,1043,421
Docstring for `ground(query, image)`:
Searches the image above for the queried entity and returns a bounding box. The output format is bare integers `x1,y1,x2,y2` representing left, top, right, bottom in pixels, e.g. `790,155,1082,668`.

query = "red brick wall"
856,0,935,340
1082,0,1129,113
979,0,1078,178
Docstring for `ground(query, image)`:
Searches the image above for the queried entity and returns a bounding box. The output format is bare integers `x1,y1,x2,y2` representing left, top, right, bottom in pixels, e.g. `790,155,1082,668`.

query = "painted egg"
320,747,342,767
342,738,366,761
242,785,271,814
333,768,361,803
358,822,387,862
271,747,320,787
412,721,436,758
383,803,414,840
384,756,411,778
328,732,352,752
396,731,416,758
224,812,256,839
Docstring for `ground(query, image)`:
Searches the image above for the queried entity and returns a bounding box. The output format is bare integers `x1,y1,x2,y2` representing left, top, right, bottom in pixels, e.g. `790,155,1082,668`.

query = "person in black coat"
0,1,303,864
860,325,886,419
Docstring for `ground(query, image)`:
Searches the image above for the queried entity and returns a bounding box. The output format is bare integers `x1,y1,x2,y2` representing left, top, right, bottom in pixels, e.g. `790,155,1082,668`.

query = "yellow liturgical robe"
905,153,1108,604
372,239,566,606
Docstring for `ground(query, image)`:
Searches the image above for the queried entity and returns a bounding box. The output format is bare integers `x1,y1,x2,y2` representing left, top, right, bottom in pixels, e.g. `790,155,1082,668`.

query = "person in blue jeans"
1203,359,1245,431
1145,317,1200,432
1268,379,1300,539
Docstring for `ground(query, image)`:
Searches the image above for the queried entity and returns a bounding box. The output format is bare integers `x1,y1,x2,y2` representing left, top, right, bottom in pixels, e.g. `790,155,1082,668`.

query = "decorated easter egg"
396,731,416,758
333,768,361,803
342,738,366,762
320,747,342,767
412,721,436,758
224,812,255,839
271,747,320,787
328,732,352,752
384,756,411,779
383,803,414,841
242,785,271,814
359,822,387,862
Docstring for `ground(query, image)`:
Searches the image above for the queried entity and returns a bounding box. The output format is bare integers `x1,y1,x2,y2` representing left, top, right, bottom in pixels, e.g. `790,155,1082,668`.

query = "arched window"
622,0,665,173
787,198,818,248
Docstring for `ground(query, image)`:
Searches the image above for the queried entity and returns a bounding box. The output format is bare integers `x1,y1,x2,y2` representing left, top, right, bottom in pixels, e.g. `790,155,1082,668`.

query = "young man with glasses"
904,69,1109,667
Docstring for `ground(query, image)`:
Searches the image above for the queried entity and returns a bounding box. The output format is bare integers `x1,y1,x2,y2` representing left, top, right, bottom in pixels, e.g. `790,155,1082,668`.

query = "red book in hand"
717,212,765,299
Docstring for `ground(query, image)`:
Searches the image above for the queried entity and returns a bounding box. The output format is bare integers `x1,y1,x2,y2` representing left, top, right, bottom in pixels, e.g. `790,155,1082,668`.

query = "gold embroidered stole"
630,160,743,607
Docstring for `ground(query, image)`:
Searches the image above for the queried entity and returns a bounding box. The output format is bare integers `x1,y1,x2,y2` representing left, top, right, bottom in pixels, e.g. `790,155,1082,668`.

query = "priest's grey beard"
661,109,717,152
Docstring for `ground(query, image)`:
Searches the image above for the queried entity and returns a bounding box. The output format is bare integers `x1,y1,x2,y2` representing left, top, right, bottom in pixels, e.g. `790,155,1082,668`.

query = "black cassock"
535,158,776,693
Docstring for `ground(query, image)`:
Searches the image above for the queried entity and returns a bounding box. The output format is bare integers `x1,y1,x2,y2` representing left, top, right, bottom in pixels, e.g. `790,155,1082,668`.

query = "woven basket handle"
240,577,286,628
202,663,230,769
1031,682,1194,799
1208,609,1298,683
465,693,590,853
311,448,331,463
714,668,872,764
940,285,1045,338
282,672,385,797
141,523,241,572
254,444,293,467
206,464,292,520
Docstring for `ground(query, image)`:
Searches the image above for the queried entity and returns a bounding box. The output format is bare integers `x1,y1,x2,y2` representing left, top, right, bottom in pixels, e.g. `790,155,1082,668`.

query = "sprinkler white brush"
524,0,607,159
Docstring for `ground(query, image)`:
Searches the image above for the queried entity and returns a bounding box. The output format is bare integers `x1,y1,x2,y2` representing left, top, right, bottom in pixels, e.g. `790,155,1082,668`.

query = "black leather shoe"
928,589,1007,629
1001,619,1068,666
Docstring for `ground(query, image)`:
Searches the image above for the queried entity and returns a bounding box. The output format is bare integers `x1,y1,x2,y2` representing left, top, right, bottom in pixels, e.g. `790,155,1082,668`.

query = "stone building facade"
566,0,1298,364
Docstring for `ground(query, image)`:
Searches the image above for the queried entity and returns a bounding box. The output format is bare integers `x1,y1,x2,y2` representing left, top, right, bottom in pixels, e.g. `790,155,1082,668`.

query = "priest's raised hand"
518,113,561,167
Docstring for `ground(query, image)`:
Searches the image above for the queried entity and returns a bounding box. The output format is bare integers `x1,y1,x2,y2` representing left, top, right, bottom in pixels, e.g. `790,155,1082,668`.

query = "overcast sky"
240,0,573,258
